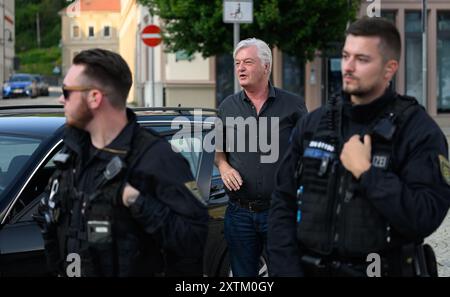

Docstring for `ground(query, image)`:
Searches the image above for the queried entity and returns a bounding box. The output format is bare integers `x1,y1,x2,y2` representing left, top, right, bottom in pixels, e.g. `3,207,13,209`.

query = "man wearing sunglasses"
35,48,208,277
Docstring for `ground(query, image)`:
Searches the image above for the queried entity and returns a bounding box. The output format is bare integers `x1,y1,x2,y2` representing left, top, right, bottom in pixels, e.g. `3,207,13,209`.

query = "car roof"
0,105,217,137
11,73,33,77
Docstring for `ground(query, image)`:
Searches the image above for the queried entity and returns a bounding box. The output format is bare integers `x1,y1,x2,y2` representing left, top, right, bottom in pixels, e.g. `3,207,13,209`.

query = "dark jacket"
217,83,307,202
40,109,208,276
268,89,450,276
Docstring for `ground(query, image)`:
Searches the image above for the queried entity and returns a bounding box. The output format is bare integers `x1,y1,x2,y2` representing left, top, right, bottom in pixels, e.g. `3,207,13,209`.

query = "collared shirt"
217,82,307,201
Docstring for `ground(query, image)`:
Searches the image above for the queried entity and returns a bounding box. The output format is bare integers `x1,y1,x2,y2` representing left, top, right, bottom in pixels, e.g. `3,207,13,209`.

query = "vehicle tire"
218,250,269,277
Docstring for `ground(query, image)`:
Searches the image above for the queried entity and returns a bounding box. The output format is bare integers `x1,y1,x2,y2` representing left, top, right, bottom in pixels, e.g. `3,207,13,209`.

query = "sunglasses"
62,85,94,100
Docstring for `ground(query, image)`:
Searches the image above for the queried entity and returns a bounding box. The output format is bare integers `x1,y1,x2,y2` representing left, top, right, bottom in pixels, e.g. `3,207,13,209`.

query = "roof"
62,0,121,14
80,0,121,12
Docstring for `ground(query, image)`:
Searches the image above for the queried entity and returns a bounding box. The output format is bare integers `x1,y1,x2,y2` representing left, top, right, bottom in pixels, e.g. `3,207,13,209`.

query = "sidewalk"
425,127,450,277
425,213,450,277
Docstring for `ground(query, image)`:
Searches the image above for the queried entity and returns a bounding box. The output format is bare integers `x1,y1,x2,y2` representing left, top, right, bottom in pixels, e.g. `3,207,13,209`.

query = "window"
168,134,202,177
282,53,305,101
381,11,396,24
0,134,42,198
88,26,95,38
437,12,450,112
72,25,80,39
103,25,111,38
405,12,423,104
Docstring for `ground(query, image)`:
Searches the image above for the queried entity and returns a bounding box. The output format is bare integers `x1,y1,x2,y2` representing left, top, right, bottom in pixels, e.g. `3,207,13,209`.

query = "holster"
401,243,438,277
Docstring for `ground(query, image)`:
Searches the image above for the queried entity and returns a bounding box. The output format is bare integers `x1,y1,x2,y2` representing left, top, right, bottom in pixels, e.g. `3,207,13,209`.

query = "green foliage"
15,0,65,76
139,0,359,61
17,47,61,76
16,0,65,51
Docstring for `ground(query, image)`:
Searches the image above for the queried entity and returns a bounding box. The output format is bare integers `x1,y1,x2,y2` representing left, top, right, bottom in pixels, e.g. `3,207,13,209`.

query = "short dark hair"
73,48,132,109
345,17,401,62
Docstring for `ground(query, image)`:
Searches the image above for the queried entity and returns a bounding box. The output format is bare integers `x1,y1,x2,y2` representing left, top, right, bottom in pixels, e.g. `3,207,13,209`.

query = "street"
0,90,61,106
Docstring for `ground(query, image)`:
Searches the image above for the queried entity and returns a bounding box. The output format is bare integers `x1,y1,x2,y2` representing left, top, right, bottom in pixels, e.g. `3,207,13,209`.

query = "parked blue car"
2,74,38,99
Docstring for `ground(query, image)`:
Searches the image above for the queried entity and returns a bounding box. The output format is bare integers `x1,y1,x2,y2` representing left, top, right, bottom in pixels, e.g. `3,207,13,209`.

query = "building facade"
60,0,450,118
0,0,15,84
61,0,138,102
134,7,216,108
294,0,450,121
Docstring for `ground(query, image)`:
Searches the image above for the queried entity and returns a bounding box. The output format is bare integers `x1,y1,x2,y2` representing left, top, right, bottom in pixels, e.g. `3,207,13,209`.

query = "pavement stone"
425,213,450,277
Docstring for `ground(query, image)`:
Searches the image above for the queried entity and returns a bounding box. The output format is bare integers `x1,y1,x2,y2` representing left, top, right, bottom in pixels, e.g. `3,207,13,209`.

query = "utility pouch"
87,220,112,244
421,244,438,277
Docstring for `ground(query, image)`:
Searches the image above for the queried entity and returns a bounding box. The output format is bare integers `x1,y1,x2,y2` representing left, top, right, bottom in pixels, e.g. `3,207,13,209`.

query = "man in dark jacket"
215,38,307,276
268,17,450,277
36,48,208,277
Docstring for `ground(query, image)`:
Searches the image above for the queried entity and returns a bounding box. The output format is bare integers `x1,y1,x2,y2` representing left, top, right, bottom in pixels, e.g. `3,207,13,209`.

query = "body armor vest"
296,94,418,257
48,127,161,276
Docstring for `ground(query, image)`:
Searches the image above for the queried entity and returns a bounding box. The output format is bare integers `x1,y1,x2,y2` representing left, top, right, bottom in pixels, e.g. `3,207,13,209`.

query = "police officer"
35,49,208,277
268,17,450,277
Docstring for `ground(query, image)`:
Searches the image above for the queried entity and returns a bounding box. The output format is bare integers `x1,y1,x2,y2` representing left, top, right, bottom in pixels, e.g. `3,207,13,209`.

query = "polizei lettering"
308,140,335,152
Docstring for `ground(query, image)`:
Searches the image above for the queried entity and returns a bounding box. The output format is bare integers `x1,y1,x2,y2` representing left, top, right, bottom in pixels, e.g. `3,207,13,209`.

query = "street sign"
223,0,253,23
141,25,162,47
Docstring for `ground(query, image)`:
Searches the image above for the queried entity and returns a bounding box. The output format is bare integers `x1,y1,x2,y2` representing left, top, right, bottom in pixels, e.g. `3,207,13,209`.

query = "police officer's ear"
384,59,398,81
87,89,103,109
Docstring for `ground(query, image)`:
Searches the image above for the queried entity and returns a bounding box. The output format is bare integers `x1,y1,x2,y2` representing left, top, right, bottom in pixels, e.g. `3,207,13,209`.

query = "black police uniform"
268,88,450,276
37,109,208,277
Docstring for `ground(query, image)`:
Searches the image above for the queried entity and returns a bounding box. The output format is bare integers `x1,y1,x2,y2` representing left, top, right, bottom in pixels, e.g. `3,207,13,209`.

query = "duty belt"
231,198,271,212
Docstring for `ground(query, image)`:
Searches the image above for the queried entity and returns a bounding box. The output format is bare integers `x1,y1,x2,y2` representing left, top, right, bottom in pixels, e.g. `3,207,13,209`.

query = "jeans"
224,200,268,277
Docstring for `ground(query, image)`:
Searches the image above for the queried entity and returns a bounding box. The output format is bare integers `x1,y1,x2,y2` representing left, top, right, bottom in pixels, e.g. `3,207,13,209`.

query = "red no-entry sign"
141,25,162,47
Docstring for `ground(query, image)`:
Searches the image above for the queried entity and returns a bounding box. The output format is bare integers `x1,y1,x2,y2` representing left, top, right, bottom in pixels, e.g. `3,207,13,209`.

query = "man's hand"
122,183,140,207
218,164,243,191
340,134,372,179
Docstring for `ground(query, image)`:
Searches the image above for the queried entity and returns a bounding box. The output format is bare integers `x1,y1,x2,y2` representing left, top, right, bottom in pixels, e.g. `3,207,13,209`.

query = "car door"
0,142,61,276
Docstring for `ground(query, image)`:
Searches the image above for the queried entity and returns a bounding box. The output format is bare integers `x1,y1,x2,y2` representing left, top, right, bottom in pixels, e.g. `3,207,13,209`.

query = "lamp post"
2,28,13,84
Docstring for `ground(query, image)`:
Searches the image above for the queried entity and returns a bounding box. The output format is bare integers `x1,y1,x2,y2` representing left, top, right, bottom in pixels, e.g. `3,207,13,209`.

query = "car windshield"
0,134,42,196
10,75,32,82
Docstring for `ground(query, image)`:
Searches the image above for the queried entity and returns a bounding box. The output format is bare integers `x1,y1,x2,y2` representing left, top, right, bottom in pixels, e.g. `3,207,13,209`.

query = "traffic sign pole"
223,1,253,94
234,23,240,93
141,24,162,106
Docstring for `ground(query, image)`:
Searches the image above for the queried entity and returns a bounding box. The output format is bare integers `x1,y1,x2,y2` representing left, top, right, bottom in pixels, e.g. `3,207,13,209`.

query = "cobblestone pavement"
425,133,450,277
425,210,450,277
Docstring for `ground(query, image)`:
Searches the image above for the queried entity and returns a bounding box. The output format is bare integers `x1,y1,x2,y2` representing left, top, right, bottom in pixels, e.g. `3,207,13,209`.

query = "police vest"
295,94,419,257
48,126,162,276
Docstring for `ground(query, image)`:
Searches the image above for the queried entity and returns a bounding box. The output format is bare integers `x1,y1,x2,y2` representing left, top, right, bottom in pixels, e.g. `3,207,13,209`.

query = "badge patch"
438,155,450,185
372,155,389,169
184,181,206,206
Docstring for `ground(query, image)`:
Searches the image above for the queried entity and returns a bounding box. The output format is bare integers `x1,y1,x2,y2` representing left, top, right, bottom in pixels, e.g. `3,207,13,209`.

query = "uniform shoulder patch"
438,155,450,185
184,180,206,206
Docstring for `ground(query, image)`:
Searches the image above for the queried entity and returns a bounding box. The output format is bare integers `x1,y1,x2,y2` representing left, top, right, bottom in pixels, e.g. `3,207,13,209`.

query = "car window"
0,134,42,197
167,134,202,177
10,149,60,223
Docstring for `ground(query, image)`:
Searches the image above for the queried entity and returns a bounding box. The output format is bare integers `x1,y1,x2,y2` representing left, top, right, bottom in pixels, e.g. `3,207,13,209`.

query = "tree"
16,0,66,51
139,0,359,61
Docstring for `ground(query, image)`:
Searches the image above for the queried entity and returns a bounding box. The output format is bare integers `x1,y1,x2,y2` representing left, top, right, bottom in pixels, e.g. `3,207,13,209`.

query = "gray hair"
233,38,272,75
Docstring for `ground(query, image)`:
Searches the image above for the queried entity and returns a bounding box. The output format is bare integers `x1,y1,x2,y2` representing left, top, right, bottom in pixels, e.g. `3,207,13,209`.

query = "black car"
0,105,262,277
